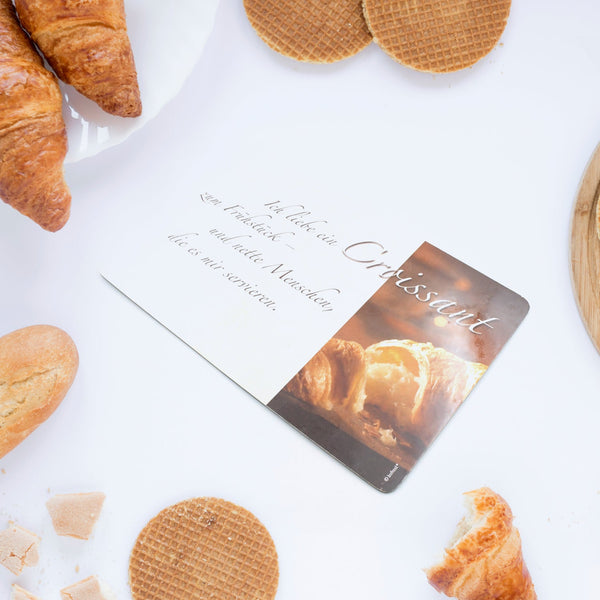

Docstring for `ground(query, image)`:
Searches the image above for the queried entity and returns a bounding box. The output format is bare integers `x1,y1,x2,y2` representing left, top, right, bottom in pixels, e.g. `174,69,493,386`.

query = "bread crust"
0,325,78,459
0,0,70,232
15,0,141,117
426,488,537,600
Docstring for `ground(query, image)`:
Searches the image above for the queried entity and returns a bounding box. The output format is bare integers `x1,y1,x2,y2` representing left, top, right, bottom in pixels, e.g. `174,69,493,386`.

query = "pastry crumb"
0,523,40,574
11,583,41,600
47,492,105,540
60,576,113,600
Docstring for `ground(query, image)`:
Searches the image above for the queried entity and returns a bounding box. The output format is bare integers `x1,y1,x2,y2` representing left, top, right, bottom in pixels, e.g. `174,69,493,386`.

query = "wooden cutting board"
570,143,600,353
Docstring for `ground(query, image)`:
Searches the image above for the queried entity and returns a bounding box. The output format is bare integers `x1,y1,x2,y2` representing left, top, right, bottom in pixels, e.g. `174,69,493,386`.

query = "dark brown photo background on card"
338,242,528,366
269,242,529,492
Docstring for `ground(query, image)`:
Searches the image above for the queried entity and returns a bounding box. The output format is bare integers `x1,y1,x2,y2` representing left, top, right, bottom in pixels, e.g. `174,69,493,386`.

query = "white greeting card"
102,191,411,403
102,192,528,491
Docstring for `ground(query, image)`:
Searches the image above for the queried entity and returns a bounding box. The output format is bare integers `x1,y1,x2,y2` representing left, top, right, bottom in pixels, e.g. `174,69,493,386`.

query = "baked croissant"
364,340,487,445
284,338,487,469
285,338,366,413
15,0,142,117
0,0,70,231
426,487,537,600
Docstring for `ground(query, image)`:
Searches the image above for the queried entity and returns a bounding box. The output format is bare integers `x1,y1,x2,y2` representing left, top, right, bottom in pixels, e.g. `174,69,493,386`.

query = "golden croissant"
15,0,142,117
0,0,70,231
285,338,367,413
284,338,487,469
426,487,537,600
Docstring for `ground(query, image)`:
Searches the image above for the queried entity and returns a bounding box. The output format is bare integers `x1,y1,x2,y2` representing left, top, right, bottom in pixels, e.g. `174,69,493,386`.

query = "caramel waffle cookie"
129,497,279,600
244,0,372,63
362,0,512,73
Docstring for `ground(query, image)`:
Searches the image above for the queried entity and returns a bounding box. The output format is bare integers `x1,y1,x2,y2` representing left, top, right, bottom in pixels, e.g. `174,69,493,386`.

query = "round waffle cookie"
363,0,512,73
244,0,372,63
129,497,279,600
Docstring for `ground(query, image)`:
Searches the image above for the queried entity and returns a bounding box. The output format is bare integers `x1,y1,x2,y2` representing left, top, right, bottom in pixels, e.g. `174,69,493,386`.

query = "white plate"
63,0,220,163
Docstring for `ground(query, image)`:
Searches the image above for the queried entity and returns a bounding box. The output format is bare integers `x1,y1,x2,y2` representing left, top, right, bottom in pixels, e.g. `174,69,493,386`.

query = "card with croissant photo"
268,242,529,492
102,191,528,492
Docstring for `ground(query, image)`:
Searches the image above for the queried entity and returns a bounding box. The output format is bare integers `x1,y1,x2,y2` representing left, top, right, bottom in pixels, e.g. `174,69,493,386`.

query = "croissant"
426,488,537,600
364,340,487,445
0,0,70,231
284,338,487,469
285,338,366,413
15,0,141,118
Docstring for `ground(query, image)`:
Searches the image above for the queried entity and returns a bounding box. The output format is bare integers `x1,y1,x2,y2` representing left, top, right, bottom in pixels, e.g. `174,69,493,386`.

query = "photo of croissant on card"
270,243,528,491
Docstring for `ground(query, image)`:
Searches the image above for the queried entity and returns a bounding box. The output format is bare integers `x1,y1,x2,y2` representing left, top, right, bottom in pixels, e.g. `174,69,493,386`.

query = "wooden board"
570,143,600,353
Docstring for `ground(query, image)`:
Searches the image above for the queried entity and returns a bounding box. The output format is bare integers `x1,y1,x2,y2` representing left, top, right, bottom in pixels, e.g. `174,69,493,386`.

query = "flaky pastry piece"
47,492,106,539
285,337,419,469
0,0,70,231
364,340,487,445
285,338,366,413
426,488,537,600
284,338,487,469
12,584,41,600
15,0,141,117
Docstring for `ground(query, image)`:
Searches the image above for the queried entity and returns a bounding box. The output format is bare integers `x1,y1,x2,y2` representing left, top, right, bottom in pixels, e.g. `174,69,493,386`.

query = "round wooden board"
570,143,600,354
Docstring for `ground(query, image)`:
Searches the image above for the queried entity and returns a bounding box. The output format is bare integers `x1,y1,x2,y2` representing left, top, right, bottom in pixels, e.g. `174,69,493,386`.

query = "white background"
1,1,600,598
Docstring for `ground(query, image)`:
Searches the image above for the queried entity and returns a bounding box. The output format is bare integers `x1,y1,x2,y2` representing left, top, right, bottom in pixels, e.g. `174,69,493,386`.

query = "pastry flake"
46,492,105,540
11,584,41,600
284,337,486,469
0,523,40,575
60,576,112,600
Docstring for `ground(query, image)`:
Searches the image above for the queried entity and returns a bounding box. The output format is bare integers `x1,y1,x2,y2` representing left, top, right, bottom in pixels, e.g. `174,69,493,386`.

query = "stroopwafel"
129,497,279,600
363,0,512,73
244,0,372,63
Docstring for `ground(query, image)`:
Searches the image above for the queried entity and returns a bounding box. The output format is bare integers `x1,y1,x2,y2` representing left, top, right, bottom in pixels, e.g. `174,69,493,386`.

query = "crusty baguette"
426,487,537,600
15,0,141,117
0,325,78,459
0,0,70,232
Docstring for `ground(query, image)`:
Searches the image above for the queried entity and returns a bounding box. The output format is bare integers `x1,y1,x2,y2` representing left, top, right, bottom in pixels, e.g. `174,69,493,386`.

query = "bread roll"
0,325,78,459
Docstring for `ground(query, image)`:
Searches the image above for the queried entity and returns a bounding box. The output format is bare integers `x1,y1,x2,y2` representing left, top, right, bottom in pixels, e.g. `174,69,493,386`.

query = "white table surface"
2,1,600,598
